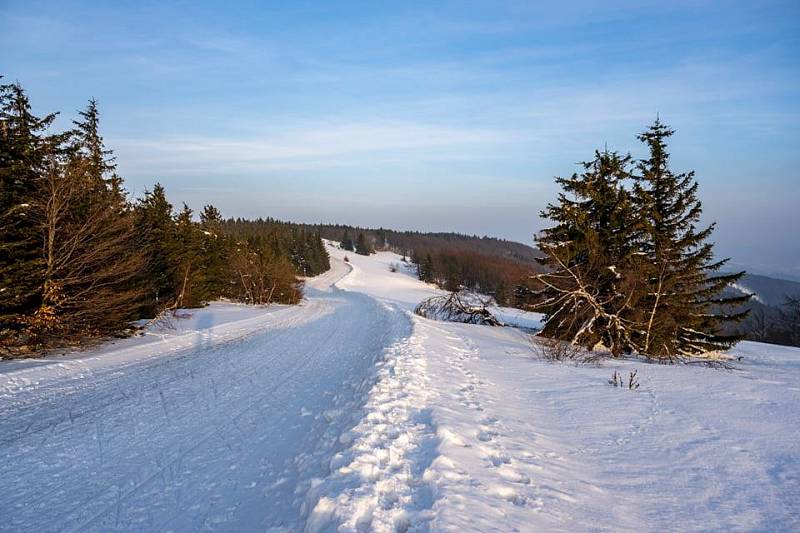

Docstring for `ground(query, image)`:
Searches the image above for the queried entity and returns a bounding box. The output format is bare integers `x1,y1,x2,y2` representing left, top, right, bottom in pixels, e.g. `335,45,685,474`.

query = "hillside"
274,220,546,304
733,273,800,306
289,223,543,264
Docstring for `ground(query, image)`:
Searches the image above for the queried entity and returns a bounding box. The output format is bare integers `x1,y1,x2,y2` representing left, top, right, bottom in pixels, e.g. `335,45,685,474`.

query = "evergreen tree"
632,119,749,357
417,252,435,283
341,230,354,251
376,227,387,249
134,183,176,314
355,232,372,256
523,150,645,356
171,203,205,308
199,204,229,300
0,81,58,339
70,98,123,195
32,99,144,338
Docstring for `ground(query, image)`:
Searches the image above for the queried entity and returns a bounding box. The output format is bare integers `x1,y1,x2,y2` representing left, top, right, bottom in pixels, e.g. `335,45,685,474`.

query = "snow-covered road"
3,243,799,532
0,260,412,532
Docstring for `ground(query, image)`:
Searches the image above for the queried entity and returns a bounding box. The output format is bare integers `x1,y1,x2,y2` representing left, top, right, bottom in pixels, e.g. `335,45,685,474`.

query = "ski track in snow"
2,242,800,532
0,260,415,532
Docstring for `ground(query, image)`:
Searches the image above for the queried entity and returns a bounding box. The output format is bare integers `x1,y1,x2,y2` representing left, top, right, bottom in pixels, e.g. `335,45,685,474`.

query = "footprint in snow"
477,429,497,442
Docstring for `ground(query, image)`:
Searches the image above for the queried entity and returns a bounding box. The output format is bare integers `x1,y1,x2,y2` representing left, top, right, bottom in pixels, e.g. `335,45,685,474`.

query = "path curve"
0,258,412,532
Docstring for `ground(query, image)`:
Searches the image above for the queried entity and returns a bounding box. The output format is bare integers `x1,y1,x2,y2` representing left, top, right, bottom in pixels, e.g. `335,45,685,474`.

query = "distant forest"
296,223,544,305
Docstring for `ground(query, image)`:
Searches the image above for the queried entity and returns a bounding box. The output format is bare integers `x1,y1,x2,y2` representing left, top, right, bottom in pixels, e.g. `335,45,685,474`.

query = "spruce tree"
199,204,228,300
134,183,177,315
32,99,144,338
71,98,123,196
341,230,354,251
355,232,372,256
417,252,435,283
632,119,749,357
0,81,57,338
170,203,202,308
523,150,645,356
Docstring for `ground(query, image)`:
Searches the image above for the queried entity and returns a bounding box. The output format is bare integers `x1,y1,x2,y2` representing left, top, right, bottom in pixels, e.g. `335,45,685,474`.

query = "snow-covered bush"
414,292,502,326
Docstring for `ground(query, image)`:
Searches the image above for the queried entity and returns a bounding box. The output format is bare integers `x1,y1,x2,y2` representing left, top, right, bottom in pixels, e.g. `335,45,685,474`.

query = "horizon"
3,0,799,278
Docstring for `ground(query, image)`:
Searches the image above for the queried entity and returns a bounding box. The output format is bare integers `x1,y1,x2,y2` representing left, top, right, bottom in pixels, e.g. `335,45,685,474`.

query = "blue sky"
3,1,799,277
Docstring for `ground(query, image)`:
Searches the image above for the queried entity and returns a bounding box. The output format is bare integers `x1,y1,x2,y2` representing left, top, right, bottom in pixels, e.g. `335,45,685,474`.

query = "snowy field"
1,242,799,531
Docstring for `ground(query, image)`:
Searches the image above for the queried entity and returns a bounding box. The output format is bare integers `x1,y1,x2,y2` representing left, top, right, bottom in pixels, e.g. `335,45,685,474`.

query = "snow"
731,282,766,304
301,243,800,531
2,241,799,531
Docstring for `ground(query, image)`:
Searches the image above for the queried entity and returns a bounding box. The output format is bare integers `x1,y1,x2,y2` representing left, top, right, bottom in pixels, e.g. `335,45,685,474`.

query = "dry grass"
530,335,604,363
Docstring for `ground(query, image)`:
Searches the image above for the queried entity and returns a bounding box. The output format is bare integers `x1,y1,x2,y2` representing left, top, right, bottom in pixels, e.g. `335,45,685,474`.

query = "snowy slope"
306,243,800,532
2,242,799,532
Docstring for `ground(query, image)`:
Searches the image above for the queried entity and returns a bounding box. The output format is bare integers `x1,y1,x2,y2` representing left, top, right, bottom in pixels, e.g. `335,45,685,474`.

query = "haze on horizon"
2,0,798,278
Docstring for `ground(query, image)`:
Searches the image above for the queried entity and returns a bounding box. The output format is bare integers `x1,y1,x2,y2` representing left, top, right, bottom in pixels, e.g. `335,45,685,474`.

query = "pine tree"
341,230,354,251
0,81,58,340
355,232,372,256
134,183,177,315
32,99,144,338
71,98,123,195
632,119,749,357
199,204,229,300
417,252,435,283
170,203,205,308
523,150,645,356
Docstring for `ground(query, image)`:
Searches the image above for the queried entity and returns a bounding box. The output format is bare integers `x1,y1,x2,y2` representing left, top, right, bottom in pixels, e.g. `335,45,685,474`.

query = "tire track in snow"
0,285,412,532
72,320,346,532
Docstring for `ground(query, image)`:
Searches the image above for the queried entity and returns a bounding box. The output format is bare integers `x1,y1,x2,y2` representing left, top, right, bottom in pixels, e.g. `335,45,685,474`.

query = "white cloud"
112,121,515,175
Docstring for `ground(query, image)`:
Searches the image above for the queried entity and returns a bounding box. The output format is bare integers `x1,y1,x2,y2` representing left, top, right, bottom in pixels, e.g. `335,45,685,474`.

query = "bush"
530,336,586,362
608,369,640,390
414,292,502,326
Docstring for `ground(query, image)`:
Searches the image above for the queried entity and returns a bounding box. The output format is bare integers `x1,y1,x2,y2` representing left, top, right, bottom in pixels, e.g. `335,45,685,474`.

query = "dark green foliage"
219,218,330,277
134,184,177,315
416,252,434,283
524,120,750,359
132,205,327,313
0,81,57,336
171,203,205,308
633,120,748,357
355,232,373,256
199,205,228,299
341,230,354,251
523,150,646,356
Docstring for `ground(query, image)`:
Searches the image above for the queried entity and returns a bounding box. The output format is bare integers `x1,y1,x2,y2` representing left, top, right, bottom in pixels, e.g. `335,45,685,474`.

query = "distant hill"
294,223,544,267
724,272,800,347
729,273,800,307
259,221,544,305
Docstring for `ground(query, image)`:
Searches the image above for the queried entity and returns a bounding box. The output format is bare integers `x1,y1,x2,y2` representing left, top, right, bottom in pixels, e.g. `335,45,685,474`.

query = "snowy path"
3,243,800,532
316,243,800,532
0,260,412,532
